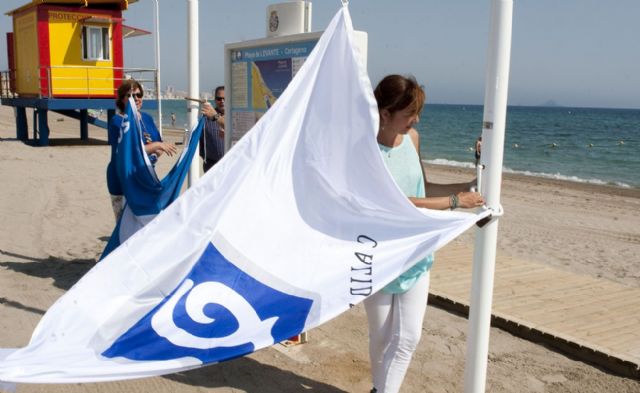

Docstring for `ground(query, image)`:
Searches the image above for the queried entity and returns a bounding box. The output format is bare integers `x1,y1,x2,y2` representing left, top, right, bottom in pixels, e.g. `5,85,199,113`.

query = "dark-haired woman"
106,79,176,220
365,75,484,393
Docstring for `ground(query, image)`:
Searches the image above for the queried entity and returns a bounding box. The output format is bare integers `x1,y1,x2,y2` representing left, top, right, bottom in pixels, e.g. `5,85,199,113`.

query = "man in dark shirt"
199,86,225,172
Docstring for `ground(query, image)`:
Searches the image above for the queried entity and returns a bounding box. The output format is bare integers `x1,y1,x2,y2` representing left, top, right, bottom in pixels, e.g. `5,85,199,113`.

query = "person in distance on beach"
106,79,177,220
475,135,482,166
365,74,484,393
199,86,226,172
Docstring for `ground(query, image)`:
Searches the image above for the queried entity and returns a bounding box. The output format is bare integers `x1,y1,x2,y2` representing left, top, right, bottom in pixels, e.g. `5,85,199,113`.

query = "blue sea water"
152,99,201,130
154,100,640,189
416,105,639,189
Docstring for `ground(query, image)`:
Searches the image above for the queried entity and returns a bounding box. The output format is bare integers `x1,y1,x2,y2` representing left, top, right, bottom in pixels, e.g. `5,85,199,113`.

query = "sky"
1,0,639,109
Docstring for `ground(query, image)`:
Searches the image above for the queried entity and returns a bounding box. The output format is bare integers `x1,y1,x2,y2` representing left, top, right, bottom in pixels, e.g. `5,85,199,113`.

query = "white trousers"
364,272,431,393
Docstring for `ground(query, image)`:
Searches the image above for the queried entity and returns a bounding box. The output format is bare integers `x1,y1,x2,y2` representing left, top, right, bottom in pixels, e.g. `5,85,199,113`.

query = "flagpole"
153,0,162,137
187,0,200,186
464,1,513,392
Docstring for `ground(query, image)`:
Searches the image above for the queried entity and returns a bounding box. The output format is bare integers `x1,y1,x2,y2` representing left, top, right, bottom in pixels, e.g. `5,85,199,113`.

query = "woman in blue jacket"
106,79,176,220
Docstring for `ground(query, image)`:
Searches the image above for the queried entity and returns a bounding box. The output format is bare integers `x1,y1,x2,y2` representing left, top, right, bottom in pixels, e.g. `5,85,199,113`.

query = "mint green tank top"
379,134,434,294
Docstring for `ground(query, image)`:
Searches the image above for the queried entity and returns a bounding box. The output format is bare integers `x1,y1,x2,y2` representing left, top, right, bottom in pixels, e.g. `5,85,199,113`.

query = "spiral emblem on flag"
151,279,279,349
102,242,313,363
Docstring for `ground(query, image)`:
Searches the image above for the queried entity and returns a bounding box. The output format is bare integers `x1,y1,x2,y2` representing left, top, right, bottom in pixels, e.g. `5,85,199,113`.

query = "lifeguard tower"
0,0,155,145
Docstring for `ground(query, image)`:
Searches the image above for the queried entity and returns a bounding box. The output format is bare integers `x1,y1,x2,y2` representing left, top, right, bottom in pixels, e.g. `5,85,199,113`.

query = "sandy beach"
0,105,638,392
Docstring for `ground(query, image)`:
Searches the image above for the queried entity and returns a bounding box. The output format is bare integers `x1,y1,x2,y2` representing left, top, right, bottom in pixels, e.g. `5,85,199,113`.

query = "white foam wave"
425,158,476,169
503,168,632,188
424,159,633,188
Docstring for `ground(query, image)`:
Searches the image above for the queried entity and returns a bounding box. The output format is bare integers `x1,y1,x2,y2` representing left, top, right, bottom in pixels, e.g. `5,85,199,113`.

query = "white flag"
0,5,488,384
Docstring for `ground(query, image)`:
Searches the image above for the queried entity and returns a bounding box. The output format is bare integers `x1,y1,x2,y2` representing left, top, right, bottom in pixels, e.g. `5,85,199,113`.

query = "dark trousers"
203,159,217,173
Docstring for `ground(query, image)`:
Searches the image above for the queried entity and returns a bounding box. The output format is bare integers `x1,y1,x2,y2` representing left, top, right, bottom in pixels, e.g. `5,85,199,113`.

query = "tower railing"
0,66,158,99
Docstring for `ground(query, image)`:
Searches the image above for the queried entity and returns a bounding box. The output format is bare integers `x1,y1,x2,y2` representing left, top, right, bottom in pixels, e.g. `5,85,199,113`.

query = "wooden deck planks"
431,243,640,378
516,286,630,322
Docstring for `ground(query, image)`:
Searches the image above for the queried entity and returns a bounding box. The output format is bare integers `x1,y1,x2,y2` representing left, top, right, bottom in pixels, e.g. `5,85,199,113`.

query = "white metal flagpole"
464,0,513,392
153,0,162,137
187,0,200,186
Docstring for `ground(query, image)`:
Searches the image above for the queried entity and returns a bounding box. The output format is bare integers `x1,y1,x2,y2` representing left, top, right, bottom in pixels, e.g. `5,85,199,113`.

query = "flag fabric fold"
0,5,489,384
101,103,206,259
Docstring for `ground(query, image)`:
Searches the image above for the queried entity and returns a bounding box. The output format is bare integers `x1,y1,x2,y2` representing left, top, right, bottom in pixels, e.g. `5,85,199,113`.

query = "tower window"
82,26,110,61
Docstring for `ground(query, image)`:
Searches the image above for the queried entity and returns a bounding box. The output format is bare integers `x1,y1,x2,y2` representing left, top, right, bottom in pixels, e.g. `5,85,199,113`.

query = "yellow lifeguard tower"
1,0,153,145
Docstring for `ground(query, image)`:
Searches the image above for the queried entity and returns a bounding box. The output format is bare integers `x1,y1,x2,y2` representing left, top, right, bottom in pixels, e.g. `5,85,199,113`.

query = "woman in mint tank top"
364,75,484,393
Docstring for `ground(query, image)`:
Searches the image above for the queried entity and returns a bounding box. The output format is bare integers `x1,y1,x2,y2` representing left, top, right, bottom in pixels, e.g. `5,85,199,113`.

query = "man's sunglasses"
215,96,225,101
127,93,143,99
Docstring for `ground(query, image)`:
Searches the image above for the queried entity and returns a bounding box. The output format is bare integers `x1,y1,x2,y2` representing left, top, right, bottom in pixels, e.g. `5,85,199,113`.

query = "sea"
154,100,640,189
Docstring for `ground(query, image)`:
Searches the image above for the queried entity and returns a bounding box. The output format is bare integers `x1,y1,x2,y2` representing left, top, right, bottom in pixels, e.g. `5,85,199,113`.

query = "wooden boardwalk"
430,243,640,379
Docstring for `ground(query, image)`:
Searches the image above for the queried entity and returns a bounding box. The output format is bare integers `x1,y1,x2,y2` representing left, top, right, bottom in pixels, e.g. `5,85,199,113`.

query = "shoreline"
425,162,640,289
425,163,640,198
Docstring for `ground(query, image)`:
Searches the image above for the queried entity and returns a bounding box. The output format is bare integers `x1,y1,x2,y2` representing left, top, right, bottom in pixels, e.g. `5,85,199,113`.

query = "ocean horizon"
152,101,640,189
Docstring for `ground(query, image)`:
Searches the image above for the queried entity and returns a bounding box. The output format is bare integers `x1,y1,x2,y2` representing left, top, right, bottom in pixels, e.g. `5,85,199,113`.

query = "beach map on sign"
230,39,317,140
250,61,280,110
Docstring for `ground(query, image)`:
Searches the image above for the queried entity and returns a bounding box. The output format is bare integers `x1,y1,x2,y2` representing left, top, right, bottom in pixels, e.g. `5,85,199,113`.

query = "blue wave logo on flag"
102,242,313,363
